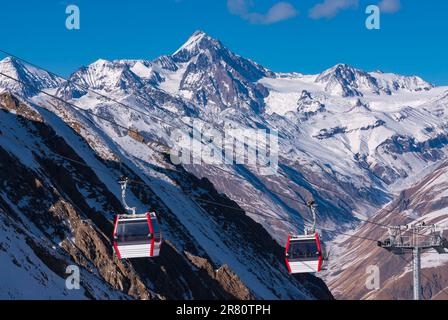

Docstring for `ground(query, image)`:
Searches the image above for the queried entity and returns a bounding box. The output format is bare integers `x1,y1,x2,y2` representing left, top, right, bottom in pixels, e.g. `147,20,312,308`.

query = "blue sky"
1,0,447,85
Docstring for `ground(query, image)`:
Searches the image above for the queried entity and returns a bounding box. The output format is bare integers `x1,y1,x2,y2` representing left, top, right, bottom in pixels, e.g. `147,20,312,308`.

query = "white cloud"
378,0,401,13
261,2,298,24
227,0,253,15
227,0,298,25
309,0,358,19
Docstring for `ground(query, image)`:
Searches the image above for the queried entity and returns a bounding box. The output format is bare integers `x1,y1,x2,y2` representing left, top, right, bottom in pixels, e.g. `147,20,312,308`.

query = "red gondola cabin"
285,232,324,273
113,212,162,259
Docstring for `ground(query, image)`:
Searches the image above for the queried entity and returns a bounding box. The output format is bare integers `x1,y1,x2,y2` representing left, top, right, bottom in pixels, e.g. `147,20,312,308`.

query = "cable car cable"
0,66,437,236
0,63,391,230
0,51,317,207
0,51,430,233
0,49,183,130
3,51,448,282
0,131,380,243
0,120,435,246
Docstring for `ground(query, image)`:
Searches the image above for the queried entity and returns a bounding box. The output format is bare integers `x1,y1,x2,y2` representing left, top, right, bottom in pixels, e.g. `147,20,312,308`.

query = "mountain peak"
191,29,208,38
183,30,216,45
91,58,112,66
333,63,353,69
173,30,223,62
315,63,374,97
321,63,361,76
0,56,25,73
1,56,16,65
0,56,62,97
316,63,433,97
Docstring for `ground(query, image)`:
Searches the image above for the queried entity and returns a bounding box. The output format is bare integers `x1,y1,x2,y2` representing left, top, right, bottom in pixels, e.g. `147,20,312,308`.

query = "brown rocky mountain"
325,162,448,300
0,92,332,299
2,30,448,300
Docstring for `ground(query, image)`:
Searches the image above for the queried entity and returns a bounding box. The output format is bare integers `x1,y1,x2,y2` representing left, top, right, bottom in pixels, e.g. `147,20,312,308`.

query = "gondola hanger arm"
119,177,137,216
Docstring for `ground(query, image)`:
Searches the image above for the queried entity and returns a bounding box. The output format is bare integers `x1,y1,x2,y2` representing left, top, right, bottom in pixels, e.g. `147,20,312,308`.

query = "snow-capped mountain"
159,30,273,114
0,57,63,97
0,91,331,299
315,63,382,97
1,30,448,300
369,70,433,94
69,59,147,92
315,63,433,97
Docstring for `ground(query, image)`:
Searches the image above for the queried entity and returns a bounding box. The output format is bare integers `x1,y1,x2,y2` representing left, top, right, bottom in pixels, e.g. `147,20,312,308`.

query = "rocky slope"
0,92,332,299
1,30,448,300
324,162,448,300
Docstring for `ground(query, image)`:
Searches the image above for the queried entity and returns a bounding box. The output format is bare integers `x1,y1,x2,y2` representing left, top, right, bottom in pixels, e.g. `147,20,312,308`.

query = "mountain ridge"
1,30,448,300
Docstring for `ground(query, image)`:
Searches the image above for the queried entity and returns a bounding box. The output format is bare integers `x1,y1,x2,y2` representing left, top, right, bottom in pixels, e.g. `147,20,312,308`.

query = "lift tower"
378,223,448,300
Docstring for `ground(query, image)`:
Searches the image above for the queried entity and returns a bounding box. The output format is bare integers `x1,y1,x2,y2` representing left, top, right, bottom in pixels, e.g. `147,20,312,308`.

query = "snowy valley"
1,30,448,300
